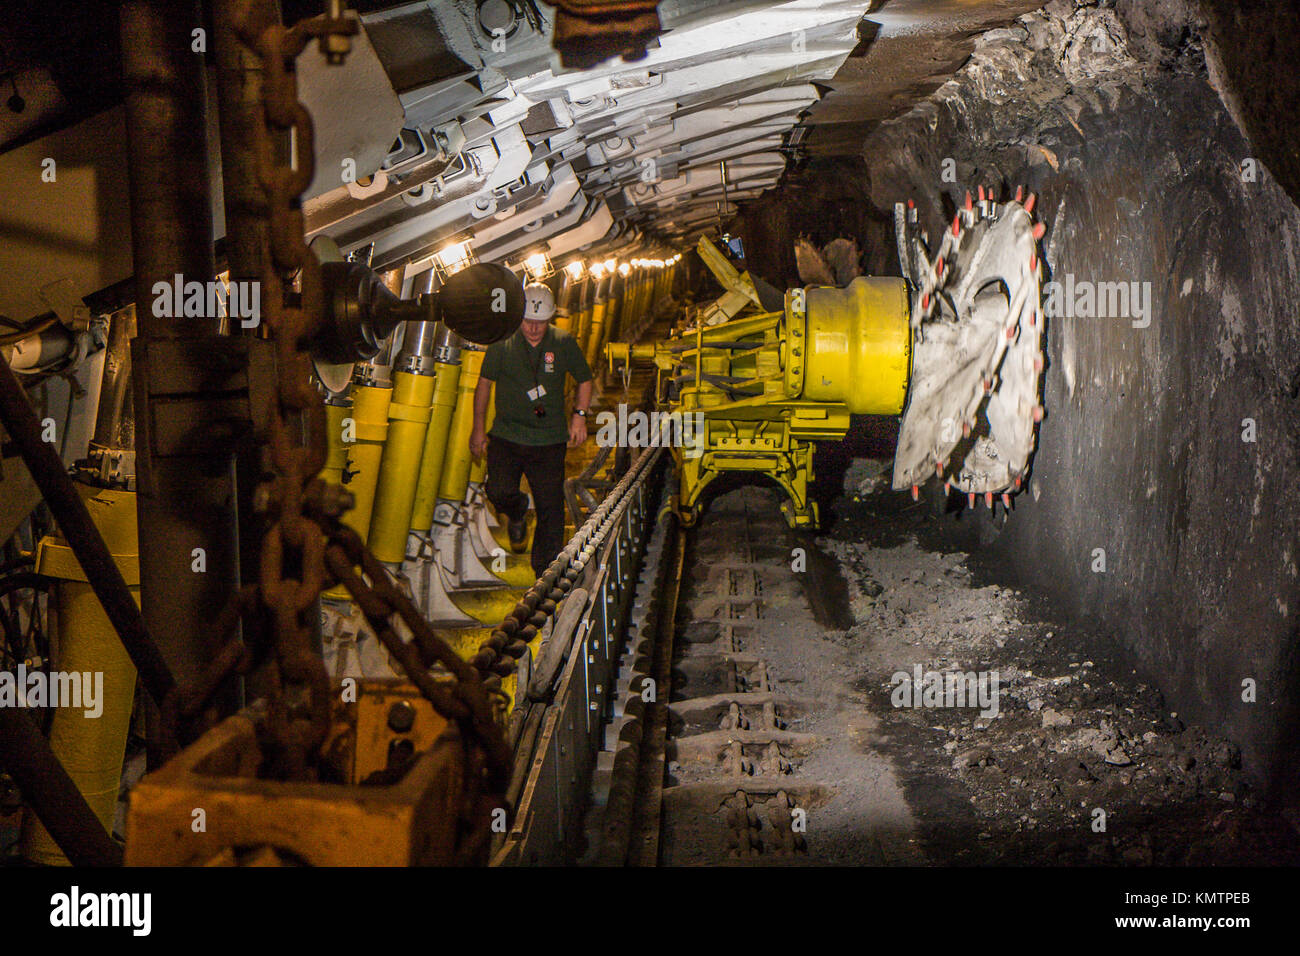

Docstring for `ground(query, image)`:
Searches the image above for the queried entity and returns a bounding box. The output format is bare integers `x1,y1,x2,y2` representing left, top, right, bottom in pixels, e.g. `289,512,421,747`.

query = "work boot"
508,516,528,553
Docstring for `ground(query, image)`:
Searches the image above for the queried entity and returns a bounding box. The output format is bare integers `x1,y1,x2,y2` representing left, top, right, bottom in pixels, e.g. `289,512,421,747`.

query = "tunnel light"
590,261,607,279
522,250,554,282
603,258,616,274
564,260,585,280
618,262,631,277
433,239,475,278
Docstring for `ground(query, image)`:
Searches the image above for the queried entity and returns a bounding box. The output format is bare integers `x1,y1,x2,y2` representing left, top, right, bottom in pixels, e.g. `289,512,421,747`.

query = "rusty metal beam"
120,0,244,711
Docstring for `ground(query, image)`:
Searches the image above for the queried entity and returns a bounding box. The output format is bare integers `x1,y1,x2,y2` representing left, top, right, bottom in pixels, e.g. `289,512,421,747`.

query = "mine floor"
644,456,1300,866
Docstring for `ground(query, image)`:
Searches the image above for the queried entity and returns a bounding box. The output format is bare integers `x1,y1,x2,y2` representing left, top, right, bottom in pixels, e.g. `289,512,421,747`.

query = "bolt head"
387,700,417,733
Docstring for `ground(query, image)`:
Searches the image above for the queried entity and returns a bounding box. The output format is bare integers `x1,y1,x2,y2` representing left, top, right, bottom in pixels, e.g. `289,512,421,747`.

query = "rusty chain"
160,7,511,806
473,444,665,682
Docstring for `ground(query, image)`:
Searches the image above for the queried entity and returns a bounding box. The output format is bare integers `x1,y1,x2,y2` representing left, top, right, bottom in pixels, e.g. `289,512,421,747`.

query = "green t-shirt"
480,325,593,446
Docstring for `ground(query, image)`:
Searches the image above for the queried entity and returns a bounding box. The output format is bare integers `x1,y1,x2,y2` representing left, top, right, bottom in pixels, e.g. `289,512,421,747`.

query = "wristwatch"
573,409,588,417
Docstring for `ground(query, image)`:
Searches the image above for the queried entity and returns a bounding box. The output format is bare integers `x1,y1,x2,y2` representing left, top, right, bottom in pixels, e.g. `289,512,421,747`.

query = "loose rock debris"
818,457,1300,865
646,459,1299,865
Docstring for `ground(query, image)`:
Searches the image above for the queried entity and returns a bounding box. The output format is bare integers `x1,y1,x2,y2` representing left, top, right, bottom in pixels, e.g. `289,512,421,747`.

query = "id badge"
527,385,547,401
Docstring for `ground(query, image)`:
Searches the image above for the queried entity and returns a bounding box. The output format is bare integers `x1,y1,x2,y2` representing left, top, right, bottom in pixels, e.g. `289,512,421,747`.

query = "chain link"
160,8,511,814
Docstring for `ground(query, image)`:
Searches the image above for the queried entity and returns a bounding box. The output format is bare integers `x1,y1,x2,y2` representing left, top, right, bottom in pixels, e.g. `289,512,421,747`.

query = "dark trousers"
486,435,569,578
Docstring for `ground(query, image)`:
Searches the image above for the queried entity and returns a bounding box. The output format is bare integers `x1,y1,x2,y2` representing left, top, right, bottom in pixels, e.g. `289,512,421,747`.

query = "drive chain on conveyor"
582,484,842,865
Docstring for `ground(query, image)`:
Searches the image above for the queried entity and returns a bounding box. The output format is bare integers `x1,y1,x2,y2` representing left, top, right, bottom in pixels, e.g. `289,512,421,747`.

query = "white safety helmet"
522,282,556,322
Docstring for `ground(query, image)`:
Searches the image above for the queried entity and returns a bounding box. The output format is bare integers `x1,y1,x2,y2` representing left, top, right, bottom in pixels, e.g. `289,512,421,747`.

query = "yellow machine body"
340,379,392,539
123,679,480,866
608,237,911,528
583,287,609,371
22,485,140,865
438,347,485,505
367,369,436,564
319,400,352,487
409,358,463,533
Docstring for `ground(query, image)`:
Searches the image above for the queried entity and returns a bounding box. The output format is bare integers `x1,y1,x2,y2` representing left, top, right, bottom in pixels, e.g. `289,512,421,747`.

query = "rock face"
739,1,1300,794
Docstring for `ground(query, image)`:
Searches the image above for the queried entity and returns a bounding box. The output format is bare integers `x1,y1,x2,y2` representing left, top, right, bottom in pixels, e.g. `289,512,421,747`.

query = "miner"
470,281,593,578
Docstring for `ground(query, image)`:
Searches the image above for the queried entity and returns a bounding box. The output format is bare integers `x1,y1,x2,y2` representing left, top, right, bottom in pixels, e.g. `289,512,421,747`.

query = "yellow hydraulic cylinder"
621,274,638,334
635,270,650,322
553,274,580,334
319,398,352,486
438,347,485,505
367,368,436,564
608,276,626,342
410,357,463,533
575,283,594,354
583,278,607,355
21,485,139,865
341,376,393,540
598,292,621,368
585,281,610,370
631,269,647,325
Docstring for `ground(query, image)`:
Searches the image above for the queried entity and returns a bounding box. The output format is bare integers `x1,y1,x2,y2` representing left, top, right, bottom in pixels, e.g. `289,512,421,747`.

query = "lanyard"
518,327,550,392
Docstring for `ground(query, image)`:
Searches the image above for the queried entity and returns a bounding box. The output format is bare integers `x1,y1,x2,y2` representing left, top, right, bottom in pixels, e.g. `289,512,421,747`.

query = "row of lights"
558,253,683,281
429,236,684,285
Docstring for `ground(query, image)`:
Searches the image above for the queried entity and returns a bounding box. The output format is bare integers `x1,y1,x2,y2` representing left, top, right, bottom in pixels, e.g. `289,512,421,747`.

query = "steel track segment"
626,509,684,866
650,486,833,864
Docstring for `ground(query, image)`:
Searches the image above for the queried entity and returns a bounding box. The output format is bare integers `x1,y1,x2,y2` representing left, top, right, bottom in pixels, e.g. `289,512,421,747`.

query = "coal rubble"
820,458,1300,866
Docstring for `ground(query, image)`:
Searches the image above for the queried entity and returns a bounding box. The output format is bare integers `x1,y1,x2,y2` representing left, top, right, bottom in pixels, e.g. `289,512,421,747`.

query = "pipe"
21,486,140,866
122,0,239,700
120,0,215,336
3,321,74,372
0,708,123,866
0,360,173,705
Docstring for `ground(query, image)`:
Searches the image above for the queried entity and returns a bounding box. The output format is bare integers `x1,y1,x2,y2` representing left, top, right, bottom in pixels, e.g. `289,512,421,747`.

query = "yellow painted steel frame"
610,259,911,529
124,679,475,866
22,485,139,865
